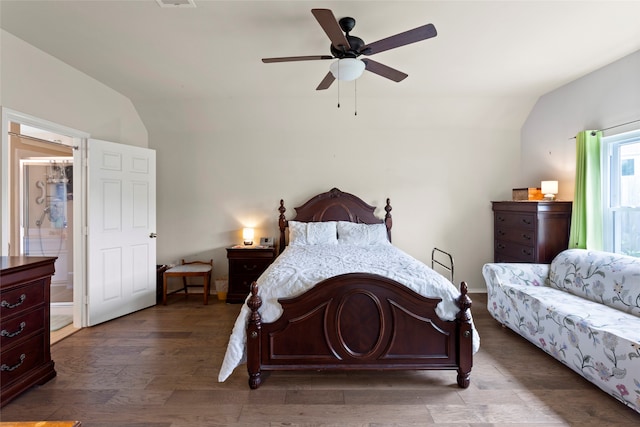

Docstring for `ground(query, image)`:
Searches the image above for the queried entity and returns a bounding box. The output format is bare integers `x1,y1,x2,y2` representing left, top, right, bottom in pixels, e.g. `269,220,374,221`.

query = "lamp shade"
541,181,558,200
242,228,254,245
329,58,366,81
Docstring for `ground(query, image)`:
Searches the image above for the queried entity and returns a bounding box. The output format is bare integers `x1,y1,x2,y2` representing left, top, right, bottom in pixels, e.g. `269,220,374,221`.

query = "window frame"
601,129,640,255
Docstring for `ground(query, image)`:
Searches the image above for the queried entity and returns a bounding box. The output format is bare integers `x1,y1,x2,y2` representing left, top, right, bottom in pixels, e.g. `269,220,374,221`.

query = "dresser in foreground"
1,256,57,407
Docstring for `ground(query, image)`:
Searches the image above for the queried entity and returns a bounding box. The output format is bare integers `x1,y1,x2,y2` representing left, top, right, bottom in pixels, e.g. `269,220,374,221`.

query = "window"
602,130,640,257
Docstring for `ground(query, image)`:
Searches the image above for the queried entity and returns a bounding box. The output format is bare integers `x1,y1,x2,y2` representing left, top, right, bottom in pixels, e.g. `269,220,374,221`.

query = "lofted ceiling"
2,1,640,119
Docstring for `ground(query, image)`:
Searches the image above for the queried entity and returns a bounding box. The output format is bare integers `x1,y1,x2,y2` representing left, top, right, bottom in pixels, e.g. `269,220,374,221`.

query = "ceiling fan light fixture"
329,58,365,81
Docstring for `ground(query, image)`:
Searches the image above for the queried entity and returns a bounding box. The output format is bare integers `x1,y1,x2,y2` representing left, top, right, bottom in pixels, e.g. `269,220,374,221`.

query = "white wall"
0,30,147,147
143,91,532,292
520,50,640,200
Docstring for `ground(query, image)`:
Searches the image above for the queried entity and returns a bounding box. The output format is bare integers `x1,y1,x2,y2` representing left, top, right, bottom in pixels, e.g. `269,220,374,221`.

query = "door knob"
149,233,157,238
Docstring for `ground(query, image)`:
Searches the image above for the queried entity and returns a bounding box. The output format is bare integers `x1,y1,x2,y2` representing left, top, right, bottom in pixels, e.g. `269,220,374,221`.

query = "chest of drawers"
1,256,57,407
492,201,572,263
226,247,277,303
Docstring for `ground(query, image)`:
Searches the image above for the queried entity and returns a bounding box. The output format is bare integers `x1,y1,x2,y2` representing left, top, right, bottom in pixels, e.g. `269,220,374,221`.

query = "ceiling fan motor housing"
329,16,365,58
330,35,365,58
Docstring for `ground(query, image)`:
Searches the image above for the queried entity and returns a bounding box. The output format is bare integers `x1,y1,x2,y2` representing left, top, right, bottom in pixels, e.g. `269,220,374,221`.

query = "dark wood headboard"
278,188,393,253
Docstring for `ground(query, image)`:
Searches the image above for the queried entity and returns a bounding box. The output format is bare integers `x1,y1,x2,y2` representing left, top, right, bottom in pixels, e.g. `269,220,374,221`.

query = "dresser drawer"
0,332,45,387
495,240,535,262
494,212,535,229
495,226,536,246
0,281,45,318
0,307,45,349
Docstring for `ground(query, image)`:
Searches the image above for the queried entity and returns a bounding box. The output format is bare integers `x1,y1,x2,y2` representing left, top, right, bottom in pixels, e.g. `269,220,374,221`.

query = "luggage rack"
431,247,455,283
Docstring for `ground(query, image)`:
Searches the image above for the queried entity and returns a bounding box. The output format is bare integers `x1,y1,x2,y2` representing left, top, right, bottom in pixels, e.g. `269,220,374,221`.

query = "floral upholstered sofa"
483,249,640,413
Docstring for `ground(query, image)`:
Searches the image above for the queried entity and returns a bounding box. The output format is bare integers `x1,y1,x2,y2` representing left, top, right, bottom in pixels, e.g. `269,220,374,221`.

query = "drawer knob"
497,243,505,250
243,264,258,271
522,249,532,256
521,218,532,225
1,294,26,309
1,353,26,372
522,234,531,240
1,321,26,338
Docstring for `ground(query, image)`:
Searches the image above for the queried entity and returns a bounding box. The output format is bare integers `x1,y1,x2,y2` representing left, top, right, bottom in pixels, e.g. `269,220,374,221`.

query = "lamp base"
243,241,253,246
543,194,556,201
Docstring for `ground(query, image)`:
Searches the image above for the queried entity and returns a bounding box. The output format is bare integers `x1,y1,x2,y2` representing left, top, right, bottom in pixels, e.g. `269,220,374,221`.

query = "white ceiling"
2,1,640,112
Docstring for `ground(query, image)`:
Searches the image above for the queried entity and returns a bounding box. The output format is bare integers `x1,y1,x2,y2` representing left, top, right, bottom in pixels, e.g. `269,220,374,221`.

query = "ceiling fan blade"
362,59,408,82
262,55,333,63
316,72,335,90
361,23,437,56
311,8,351,51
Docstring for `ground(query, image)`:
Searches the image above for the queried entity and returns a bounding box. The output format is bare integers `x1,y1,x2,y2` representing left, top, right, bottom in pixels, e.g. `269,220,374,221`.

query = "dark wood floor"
3,293,640,426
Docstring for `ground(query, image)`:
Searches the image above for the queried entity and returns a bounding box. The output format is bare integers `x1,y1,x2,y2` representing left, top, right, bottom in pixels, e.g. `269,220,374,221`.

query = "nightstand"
226,246,277,303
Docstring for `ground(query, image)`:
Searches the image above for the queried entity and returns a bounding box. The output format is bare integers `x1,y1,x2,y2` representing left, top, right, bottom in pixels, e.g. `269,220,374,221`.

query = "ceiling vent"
156,0,196,8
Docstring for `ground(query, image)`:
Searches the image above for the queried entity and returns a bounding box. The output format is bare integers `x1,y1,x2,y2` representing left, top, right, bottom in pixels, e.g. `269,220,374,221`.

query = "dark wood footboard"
246,273,473,389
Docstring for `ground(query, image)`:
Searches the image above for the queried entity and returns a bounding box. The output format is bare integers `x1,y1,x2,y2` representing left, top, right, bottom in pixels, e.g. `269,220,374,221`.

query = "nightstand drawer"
229,259,272,276
228,275,256,298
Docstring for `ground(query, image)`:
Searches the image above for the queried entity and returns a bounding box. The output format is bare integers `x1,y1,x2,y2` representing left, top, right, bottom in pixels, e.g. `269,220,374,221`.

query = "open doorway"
20,157,74,330
6,119,82,341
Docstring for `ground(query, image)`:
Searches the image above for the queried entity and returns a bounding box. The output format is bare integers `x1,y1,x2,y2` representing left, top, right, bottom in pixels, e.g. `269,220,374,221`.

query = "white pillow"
288,221,338,246
306,221,338,245
288,221,308,246
337,221,389,245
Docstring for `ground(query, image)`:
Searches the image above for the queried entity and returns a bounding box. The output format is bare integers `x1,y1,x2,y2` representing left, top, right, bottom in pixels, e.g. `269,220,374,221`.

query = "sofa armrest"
482,263,550,295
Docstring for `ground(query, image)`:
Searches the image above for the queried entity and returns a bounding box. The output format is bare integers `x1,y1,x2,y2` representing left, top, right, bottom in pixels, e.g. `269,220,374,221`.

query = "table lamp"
541,181,558,201
243,228,254,246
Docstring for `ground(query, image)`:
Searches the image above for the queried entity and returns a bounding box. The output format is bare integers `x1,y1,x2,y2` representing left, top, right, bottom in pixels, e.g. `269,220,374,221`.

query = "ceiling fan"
262,9,437,90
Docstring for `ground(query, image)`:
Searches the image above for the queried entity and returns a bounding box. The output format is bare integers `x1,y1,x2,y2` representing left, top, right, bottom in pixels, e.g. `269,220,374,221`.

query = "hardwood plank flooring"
2,293,640,426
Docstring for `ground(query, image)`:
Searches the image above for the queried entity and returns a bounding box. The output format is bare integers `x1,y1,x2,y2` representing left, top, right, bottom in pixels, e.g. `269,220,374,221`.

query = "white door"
87,139,156,326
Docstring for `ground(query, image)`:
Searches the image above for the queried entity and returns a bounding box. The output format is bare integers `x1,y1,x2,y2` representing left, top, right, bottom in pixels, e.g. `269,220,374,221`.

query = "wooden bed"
246,188,473,389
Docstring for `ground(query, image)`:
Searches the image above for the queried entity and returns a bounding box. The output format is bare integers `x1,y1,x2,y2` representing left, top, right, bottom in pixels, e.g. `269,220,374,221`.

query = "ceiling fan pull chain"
337,63,341,108
354,79,358,116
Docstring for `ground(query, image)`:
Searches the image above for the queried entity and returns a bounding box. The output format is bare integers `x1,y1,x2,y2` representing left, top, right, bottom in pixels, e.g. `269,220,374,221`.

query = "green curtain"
569,130,603,249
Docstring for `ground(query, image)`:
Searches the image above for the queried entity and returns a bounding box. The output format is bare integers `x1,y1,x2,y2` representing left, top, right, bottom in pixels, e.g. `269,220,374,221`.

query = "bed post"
278,199,287,255
455,281,473,388
247,282,263,389
384,198,393,243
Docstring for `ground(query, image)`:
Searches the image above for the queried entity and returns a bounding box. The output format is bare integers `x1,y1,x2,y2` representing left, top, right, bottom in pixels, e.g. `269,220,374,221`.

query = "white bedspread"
218,243,480,382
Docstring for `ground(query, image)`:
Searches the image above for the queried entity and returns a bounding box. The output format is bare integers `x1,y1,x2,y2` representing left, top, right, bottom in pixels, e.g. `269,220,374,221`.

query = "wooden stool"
163,259,213,305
